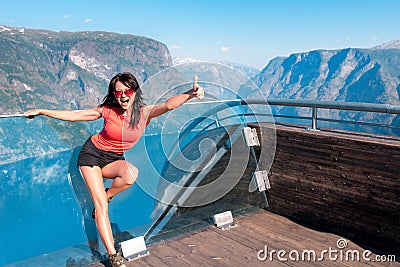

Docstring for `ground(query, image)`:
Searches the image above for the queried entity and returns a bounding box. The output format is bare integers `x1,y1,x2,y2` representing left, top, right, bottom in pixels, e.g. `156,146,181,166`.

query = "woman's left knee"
125,165,138,185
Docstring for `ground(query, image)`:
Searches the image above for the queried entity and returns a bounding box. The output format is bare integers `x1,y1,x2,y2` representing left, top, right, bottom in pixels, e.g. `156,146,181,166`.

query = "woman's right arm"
24,107,102,122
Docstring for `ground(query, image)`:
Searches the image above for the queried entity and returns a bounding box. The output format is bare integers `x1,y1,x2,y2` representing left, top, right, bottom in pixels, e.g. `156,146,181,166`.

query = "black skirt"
77,137,125,169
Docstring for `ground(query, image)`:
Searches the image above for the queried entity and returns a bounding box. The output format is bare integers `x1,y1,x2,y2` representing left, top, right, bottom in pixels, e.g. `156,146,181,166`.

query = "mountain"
172,57,202,65
173,57,260,78
0,25,172,114
256,44,400,128
373,39,400,49
0,25,172,162
215,60,260,79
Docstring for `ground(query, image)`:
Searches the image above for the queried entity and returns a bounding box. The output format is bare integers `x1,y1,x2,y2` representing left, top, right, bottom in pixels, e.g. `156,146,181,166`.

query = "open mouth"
120,98,130,106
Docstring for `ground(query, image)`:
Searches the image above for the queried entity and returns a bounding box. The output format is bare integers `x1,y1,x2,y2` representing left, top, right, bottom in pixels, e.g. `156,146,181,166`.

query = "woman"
24,72,204,267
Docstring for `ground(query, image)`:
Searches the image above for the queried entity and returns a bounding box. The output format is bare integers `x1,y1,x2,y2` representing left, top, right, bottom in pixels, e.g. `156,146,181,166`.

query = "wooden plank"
170,232,235,267
149,238,210,267
241,213,390,267
126,251,172,267
184,230,265,267
208,217,299,267
236,215,334,267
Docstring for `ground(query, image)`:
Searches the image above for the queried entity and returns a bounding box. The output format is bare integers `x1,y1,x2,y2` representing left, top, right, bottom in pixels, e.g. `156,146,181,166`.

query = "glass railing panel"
139,100,274,245
0,117,173,266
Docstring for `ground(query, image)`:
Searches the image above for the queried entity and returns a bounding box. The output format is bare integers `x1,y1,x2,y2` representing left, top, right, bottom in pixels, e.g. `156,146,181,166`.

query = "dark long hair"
100,72,145,128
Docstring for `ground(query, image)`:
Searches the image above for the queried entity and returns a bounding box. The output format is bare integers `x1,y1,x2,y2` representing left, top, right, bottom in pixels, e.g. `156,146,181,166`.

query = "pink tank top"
91,106,147,154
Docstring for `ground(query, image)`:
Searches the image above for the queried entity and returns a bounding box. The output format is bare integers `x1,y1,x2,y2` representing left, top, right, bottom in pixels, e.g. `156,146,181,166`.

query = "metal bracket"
120,236,149,261
242,127,260,147
253,170,271,192
213,211,236,230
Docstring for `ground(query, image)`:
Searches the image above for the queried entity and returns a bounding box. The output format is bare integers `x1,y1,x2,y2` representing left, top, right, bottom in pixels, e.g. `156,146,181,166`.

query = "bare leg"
79,160,138,256
79,166,116,255
102,160,138,199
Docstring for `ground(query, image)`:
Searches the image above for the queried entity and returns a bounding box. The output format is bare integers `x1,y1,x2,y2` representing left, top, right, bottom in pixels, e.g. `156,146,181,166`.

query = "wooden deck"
89,209,399,267
254,123,400,255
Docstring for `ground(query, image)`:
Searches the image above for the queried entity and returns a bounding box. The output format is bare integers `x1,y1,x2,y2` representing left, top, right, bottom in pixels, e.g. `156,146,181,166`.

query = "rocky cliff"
0,25,172,114
257,45,400,127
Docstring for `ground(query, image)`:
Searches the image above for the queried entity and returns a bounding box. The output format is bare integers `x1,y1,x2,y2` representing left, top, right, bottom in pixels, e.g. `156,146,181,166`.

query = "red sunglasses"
114,89,135,98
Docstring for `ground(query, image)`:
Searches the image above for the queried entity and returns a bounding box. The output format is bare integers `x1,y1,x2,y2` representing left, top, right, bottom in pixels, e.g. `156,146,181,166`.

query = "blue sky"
1,0,399,69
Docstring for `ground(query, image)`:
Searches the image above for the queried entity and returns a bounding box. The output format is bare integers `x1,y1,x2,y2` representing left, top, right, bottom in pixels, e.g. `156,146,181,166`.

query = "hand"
193,75,205,99
24,109,42,119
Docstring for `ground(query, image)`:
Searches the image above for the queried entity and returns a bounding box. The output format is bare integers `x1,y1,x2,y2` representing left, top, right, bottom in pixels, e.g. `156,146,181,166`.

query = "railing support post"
214,113,220,127
307,107,320,131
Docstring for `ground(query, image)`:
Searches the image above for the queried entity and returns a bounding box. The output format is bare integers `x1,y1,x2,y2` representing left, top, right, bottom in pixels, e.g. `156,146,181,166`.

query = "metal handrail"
174,97,400,142
183,97,398,134
265,98,400,114
161,99,400,174
264,98,400,131
184,98,400,132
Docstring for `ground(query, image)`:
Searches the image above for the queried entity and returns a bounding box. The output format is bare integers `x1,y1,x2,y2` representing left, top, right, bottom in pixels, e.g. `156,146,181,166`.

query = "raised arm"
145,76,204,121
24,106,102,122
